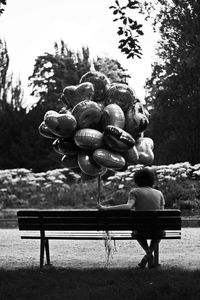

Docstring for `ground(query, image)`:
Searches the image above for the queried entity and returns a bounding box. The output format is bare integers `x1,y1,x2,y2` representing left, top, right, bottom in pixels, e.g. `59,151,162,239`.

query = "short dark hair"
134,168,155,187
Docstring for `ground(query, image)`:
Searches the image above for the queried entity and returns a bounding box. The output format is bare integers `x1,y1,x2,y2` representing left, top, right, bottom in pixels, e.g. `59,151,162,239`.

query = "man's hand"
97,204,105,210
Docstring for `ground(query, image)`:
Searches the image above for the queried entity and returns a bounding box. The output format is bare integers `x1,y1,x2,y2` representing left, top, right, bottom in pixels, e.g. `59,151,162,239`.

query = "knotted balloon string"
97,176,117,266
97,175,101,205
104,230,117,267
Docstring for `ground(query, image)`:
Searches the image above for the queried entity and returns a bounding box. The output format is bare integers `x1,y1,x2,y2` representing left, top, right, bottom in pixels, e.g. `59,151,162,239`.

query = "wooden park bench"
17,209,181,270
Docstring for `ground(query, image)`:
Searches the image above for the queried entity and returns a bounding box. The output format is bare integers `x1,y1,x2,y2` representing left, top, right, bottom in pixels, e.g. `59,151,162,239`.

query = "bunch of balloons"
39,71,154,181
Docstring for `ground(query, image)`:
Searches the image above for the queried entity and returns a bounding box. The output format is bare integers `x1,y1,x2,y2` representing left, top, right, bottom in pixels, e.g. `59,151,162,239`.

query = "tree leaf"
109,6,116,9
137,30,144,35
123,18,127,25
113,9,119,15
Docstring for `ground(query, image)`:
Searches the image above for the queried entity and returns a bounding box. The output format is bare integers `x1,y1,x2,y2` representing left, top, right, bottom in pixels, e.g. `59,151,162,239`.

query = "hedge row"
0,162,200,211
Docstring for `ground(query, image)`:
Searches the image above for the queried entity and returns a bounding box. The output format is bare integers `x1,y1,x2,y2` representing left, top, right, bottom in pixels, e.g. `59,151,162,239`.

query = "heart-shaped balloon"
61,82,94,108
93,148,126,169
44,110,77,138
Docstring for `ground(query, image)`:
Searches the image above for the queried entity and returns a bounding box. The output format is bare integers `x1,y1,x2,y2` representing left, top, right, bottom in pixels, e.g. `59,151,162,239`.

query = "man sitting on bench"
97,167,165,269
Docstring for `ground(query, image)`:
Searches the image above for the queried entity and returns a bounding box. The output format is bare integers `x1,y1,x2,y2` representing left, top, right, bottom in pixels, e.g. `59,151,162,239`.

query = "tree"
0,39,10,111
144,0,200,165
93,56,131,84
109,0,144,59
0,39,24,112
0,39,30,169
28,41,91,112
0,0,6,15
29,40,130,111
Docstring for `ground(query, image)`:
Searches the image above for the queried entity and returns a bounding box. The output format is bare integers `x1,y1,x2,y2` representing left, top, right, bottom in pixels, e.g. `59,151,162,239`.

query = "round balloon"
78,151,107,176
103,125,135,152
61,154,79,168
72,100,102,129
52,138,79,155
80,71,110,102
74,128,103,150
115,162,129,172
101,103,125,130
105,83,136,112
39,121,58,139
125,105,149,136
93,148,126,169
122,146,139,165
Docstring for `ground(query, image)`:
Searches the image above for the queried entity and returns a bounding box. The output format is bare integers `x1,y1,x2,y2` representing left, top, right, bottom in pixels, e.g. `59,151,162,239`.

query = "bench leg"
153,240,159,267
44,238,51,266
40,238,45,270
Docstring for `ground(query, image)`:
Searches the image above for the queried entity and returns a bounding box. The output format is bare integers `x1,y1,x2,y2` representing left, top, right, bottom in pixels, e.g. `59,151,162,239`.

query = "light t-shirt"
130,187,165,211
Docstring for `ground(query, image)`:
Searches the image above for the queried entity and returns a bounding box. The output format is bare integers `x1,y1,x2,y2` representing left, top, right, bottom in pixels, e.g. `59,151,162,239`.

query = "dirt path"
0,228,200,270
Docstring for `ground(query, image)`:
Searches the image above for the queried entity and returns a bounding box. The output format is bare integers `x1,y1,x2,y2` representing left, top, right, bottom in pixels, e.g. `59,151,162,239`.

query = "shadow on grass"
0,267,200,300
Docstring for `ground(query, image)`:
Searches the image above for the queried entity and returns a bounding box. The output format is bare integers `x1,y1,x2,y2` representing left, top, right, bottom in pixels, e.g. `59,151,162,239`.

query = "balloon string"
97,175,101,204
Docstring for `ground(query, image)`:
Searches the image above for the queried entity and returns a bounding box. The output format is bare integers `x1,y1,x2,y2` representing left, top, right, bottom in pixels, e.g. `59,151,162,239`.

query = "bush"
155,177,200,210
1,165,200,214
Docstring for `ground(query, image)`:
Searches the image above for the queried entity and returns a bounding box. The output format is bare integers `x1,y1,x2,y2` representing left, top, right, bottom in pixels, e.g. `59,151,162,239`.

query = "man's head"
134,167,155,187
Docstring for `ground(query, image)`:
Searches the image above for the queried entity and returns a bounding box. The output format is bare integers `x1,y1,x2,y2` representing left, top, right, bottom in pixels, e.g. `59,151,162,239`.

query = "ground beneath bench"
0,228,199,270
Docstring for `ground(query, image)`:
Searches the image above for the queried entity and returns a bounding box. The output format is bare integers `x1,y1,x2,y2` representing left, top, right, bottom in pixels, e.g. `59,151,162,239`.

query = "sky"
0,0,159,106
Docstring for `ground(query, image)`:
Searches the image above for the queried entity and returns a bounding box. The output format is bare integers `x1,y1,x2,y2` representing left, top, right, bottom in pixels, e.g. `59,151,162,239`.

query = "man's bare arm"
97,190,136,211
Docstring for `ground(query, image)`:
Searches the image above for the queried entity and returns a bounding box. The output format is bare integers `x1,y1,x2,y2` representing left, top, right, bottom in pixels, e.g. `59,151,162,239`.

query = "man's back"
131,187,165,211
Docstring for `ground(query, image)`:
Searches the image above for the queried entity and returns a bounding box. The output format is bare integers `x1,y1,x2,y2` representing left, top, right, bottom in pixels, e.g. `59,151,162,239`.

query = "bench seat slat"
21,236,181,240
20,230,181,240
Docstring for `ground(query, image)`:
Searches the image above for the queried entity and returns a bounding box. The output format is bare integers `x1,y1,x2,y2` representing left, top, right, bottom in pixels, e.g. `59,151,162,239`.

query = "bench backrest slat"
17,209,181,232
17,209,180,217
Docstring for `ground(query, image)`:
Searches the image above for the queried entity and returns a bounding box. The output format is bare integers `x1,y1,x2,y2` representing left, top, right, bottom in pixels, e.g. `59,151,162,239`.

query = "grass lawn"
0,228,200,299
0,267,200,300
